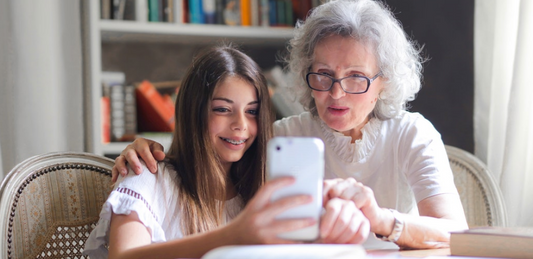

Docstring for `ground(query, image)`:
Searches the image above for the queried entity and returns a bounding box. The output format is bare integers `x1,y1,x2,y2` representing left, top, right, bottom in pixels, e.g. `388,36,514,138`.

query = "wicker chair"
445,145,507,227
0,152,114,259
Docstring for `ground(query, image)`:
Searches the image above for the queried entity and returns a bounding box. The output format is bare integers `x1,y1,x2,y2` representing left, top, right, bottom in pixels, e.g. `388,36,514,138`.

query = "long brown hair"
166,45,274,235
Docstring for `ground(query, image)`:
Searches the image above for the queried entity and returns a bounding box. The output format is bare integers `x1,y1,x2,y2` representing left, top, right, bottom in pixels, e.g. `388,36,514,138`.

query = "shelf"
101,133,173,155
84,0,292,156
100,142,135,155
100,20,294,46
101,133,172,155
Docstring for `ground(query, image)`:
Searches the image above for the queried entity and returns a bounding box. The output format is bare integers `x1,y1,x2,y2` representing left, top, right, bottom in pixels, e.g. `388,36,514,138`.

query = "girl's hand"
112,138,166,182
227,177,317,244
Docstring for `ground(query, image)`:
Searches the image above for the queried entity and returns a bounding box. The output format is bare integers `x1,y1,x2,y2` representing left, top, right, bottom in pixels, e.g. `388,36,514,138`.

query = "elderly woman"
112,0,467,249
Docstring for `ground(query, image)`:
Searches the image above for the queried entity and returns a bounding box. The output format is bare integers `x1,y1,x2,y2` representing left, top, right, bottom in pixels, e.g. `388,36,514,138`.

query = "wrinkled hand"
227,177,317,244
320,197,370,244
112,138,166,182
323,178,384,234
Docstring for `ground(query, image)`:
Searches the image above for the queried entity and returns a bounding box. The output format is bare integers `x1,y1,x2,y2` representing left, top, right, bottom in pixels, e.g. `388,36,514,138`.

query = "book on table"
450,227,533,259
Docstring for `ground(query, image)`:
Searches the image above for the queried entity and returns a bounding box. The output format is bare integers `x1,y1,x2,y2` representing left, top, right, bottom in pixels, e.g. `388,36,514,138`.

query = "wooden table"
367,248,451,257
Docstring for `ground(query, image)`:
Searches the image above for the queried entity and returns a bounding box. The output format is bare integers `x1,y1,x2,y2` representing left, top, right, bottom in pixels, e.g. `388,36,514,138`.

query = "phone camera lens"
276,146,281,151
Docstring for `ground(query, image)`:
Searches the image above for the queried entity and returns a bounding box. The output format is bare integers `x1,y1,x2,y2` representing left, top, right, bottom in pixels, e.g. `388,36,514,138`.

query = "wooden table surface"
367,248,451,257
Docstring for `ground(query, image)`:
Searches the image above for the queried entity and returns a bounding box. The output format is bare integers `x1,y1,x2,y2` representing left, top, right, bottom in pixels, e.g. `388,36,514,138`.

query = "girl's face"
311,35,383,141
209,76,259,172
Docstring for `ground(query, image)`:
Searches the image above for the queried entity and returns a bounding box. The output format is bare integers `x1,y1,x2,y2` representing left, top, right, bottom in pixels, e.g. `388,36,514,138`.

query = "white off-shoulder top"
83,161,243,258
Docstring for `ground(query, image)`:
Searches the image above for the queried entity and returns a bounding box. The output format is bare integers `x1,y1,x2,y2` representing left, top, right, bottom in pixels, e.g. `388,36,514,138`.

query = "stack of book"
100,0,322,27
101,72,179,143
450,227,533,259
101,71,137,143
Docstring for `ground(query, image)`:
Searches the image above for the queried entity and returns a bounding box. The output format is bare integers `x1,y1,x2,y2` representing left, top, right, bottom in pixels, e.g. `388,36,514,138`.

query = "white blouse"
83,161,243,258
274,111,458,215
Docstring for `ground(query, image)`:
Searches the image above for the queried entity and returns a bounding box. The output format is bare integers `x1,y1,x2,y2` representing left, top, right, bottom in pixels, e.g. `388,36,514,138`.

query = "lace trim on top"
319,116,383,163
115,187,159,223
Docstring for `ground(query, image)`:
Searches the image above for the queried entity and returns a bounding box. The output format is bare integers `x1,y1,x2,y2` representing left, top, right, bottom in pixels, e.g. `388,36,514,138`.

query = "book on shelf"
123,84,137,140
100,0,135,20
171,0,189,23
121,0,138,20
112,0,127,20
148,0,160,21
271,0,293,27
202,244,366,259
167,0,175,22
223,0,240,25
135,80,175,133
203,0,216,24
215,0,225,24
268,0,276,26
240,0,251,26
135,0,148,22
450,227,533,259
276,0,285,26
101,0,112,19
102,0,311,26
109,84,126,141
259,0,269,27
188,0,204,24
101,71,137,142
250,0,259,26
292,0,311,22
101,96,111,143
162,0,171,22
284,0,293,26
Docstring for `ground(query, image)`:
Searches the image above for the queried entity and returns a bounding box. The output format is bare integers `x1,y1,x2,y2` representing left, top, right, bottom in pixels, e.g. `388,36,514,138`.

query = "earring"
311,92,315,99
378,92,384,100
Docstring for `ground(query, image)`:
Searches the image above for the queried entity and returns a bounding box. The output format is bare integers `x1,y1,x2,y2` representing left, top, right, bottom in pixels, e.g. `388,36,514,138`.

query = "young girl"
83,46,317,259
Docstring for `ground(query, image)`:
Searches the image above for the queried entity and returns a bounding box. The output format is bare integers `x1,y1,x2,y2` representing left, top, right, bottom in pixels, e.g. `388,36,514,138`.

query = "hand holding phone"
266,137,325,241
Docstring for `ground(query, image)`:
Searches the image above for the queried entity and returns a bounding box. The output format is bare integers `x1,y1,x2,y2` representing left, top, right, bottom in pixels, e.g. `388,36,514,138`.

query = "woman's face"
311,35,383,140
209,76,258,172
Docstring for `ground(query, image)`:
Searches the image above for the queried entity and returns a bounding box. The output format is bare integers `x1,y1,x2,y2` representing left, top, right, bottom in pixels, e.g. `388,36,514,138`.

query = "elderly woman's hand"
323,178,394,237
319,197,370,244
111,138,166,182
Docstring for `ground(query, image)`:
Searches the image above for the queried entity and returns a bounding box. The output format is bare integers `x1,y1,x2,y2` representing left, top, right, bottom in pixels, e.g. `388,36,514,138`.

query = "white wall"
0,0,84,179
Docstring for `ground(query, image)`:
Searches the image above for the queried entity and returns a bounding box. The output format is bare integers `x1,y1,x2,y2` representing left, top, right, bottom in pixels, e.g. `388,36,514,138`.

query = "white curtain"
0,0,84,179
474,0,533,226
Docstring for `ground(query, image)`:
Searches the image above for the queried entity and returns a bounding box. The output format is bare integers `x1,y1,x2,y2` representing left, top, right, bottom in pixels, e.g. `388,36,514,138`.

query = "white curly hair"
286,0,424,120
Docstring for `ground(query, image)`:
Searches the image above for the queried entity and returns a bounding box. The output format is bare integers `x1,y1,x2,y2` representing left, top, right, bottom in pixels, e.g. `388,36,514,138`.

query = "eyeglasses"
305,71,383,94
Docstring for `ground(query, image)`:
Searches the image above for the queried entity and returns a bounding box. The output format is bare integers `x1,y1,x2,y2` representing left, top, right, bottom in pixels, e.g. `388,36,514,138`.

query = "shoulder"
115,161,177,193
274,112,320,136
383,111,441,140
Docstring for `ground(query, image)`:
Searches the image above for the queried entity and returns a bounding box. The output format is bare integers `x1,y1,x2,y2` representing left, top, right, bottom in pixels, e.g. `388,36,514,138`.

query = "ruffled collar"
319,116,383,163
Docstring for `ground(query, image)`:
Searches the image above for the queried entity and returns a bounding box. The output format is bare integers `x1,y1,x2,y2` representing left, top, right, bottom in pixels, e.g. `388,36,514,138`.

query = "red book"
292,0,311,22
101,96,111,143
136,80,175,132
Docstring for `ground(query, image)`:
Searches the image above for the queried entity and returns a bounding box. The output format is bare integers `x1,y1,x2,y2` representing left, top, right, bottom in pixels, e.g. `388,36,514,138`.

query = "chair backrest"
445,145,507,227
0,152,114,259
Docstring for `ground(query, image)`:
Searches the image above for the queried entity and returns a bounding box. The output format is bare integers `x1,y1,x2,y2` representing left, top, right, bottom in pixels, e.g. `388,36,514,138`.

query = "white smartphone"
266,137,325,241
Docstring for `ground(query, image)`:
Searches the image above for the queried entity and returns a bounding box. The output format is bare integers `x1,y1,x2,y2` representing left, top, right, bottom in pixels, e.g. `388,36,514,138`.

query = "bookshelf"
83,0,294,157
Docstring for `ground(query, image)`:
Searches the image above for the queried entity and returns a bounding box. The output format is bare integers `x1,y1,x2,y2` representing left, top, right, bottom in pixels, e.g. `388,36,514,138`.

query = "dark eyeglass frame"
305,71,383,94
